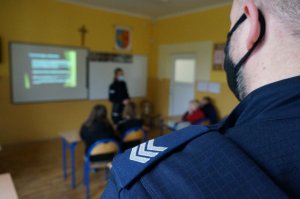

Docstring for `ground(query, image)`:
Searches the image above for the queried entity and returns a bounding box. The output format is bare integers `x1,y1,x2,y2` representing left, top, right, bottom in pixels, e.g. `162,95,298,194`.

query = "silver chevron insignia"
129,139,168,164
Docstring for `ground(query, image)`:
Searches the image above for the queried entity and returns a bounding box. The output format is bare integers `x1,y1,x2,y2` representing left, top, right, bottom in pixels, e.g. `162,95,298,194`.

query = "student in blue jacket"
102,0,300,198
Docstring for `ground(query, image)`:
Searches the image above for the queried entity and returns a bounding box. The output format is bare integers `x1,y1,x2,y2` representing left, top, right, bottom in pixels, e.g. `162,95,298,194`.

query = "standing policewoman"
109,68,130,125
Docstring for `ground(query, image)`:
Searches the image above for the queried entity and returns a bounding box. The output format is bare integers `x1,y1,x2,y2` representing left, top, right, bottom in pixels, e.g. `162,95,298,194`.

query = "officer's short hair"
237,0,300,36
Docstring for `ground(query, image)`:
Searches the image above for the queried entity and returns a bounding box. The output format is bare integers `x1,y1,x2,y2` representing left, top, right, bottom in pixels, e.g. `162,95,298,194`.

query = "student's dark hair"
114,68,123,79
84,105,109,127
123,102,136,119
203,96,213,103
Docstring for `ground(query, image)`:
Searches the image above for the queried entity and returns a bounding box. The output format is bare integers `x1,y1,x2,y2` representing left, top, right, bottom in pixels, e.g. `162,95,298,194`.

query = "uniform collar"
221,76,300,131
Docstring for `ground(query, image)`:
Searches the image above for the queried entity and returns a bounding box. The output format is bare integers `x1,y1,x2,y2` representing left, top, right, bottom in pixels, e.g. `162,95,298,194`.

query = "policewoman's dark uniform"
109,80,130,124
102,76,300,198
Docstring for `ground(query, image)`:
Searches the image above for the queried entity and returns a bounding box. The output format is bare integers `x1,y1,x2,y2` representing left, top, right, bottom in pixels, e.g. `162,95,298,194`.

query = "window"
174,59,195,83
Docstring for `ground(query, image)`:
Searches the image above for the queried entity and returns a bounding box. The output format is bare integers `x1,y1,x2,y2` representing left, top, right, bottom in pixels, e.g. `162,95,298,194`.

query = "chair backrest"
87,138,120,157
122,127,145,142
194,118,210,126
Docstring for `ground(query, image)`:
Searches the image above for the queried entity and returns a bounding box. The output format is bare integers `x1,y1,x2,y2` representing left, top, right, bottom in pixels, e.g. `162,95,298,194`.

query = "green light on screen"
24,73,31,89
64,50,77,88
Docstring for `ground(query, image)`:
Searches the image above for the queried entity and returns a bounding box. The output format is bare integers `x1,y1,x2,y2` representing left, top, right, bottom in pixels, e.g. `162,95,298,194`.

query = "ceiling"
61,0,232,19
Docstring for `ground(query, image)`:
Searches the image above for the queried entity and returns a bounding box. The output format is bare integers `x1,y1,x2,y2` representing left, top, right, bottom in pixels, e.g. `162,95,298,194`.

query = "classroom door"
169,54,196,116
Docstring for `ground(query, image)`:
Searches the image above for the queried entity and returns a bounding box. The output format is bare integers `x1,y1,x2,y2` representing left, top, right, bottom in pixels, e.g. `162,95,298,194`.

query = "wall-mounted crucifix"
78,25,88,46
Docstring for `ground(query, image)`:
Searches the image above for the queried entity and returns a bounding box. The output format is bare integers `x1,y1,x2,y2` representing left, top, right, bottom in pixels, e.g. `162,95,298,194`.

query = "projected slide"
11,43,88,103
25,51,77,89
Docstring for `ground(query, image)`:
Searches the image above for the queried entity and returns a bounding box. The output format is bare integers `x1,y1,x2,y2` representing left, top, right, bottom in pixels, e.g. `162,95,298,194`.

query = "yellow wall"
0,0,152,144
151,5,238,118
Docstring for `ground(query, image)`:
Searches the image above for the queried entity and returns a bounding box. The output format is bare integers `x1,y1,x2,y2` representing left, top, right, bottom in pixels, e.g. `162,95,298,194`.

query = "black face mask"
224,10,266,101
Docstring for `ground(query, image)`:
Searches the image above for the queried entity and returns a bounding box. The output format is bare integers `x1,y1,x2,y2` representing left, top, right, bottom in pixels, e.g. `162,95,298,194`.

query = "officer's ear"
243,0,260,50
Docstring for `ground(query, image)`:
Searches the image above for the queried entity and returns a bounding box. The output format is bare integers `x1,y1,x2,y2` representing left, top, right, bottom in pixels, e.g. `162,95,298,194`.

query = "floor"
0,129,163,199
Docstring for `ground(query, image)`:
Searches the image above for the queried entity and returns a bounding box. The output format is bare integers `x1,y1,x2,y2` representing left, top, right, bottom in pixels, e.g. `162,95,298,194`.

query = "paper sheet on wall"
208,83,221,94
197,81,208,92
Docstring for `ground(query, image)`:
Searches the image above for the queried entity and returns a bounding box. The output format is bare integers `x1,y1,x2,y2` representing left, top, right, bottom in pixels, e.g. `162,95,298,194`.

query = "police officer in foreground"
109,68,130,125
102,0,300,198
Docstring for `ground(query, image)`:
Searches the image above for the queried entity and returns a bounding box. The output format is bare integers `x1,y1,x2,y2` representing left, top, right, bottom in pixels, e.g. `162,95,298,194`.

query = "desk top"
60,131,81,143
0,173,18,199
163,115,182,123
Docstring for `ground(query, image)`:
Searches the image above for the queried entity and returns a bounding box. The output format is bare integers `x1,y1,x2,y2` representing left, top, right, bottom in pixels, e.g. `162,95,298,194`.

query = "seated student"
80,105,116,162
182,99,205,124
167,100,205,131
117,102,143,138
199,96,220,124
117,102,143,150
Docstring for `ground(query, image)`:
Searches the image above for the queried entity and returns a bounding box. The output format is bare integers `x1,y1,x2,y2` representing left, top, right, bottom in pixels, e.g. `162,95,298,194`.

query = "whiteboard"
89,55,148,100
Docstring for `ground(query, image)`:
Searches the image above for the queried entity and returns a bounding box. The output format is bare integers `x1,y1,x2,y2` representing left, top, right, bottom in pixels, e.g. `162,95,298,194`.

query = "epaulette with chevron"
110,125,210,190
129,139,168,164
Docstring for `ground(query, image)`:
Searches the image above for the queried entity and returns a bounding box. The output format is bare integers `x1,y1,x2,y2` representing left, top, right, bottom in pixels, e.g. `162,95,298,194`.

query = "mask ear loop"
223,13,249,100
234,10,266,74
227,14,247,39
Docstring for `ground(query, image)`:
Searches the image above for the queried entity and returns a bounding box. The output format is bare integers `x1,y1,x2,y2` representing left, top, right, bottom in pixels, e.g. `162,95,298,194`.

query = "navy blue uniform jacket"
102,76,300,198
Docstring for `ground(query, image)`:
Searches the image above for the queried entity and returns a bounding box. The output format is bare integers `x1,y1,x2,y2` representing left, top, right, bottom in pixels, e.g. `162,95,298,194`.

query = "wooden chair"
122,127,147,151
83,138,120,199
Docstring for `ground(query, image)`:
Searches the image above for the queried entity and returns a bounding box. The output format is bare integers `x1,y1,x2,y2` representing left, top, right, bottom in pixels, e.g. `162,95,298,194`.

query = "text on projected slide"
24,51,77,89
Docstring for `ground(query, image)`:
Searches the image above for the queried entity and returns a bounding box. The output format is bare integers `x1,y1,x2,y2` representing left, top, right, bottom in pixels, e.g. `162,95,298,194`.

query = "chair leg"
105,167,109,180
86,174,90,199
143,132,148,142
61,139,67,180
84,161,90,199
70,143,77,189
83,162,87,186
